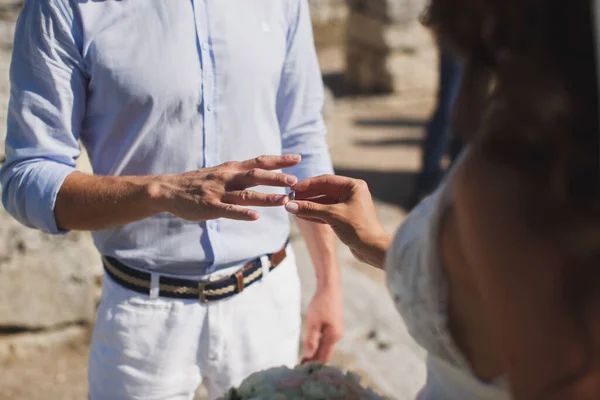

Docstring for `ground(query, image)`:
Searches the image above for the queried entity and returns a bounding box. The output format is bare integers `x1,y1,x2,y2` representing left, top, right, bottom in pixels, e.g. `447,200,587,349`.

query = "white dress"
384,173,511,400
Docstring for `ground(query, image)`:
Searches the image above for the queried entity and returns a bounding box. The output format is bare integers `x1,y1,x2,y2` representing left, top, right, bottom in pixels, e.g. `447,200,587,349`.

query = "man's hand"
151,154,301,221
294,206,343,364
302,283,344,363
55,154,301,231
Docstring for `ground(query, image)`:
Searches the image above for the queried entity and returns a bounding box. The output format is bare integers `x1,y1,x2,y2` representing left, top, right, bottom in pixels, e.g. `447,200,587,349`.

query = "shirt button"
202,43,209,51
207,221,218,230
206,103,213,111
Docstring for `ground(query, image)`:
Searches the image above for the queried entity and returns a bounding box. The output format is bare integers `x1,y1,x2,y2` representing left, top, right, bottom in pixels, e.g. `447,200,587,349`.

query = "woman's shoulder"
385,149,465,293
389,151,463,258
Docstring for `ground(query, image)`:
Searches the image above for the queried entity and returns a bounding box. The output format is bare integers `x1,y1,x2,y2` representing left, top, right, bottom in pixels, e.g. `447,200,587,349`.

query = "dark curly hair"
423,0,599,220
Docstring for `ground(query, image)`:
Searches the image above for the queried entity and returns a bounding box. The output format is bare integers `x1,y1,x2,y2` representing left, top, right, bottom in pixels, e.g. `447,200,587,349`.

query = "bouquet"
218,363,388,400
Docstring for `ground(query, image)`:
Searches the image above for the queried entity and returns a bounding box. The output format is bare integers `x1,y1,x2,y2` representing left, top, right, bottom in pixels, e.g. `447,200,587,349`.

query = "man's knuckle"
218,203,234,213
207,172,227,182
255,155,267,165
239,190,251,201
201,198,218,208
221,161,236,169
246,168,260,178
278,173,289,182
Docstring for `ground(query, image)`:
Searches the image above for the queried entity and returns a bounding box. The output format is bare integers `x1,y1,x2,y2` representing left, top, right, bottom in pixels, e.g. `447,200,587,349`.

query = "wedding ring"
289,190,296,201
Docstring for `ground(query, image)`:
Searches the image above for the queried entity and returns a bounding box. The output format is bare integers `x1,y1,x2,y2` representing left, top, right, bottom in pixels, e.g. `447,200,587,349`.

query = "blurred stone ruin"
309,0,437,95
344,0,435,94
0,0,102,363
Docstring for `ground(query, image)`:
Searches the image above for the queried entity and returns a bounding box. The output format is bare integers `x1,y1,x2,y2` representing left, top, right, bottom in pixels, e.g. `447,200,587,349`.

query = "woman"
285,0,600,398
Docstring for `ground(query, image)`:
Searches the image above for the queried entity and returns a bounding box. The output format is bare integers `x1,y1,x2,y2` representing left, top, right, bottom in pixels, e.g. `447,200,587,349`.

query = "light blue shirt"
0,0,333,275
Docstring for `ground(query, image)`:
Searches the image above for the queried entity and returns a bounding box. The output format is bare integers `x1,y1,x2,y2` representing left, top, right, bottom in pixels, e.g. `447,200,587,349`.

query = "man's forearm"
54,155,301,232
54,171,163,231
296,218,340,289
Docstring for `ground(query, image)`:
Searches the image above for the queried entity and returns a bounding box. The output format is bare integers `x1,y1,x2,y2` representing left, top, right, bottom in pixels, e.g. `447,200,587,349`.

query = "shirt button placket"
202,58,214,168
194,2,214,168
193,0,220,269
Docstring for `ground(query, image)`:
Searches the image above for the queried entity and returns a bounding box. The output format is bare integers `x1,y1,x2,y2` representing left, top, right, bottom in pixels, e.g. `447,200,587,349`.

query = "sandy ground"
0,8,440,400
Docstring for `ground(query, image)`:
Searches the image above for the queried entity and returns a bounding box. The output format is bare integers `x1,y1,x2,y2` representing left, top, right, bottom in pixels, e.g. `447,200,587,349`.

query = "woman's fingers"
223,190,288,206
292,174,352,190
284,200,337,222
295,194,342,205
292,174,355,200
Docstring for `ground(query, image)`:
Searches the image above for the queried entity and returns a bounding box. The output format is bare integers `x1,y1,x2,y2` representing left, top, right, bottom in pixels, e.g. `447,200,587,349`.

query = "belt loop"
150,273,160,299
260,255,270,280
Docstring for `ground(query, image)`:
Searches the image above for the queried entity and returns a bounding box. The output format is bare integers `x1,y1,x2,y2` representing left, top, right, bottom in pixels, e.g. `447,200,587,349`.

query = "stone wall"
308,0,348,25
0,0,102,362
344,0,438,94
0,215,101,329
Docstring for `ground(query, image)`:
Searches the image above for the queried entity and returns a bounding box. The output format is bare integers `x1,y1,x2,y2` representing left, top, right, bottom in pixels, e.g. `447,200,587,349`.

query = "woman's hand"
284,174,391,268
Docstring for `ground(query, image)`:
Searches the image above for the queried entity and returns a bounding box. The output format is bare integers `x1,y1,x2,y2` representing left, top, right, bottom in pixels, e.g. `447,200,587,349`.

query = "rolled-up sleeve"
277,0,333,182
0,0,87,234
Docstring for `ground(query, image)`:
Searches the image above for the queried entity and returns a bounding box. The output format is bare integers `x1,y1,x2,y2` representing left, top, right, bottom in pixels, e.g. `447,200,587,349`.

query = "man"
411,50,463,208
0,0,343,399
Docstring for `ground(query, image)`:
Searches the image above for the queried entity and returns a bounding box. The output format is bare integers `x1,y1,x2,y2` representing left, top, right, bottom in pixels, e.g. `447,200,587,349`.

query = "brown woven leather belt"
102,242,288,303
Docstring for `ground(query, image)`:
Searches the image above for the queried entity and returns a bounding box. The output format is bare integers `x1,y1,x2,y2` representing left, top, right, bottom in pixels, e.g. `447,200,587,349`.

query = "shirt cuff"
25,162,76,235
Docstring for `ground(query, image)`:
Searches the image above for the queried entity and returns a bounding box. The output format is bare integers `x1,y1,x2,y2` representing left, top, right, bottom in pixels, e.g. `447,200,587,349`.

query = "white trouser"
88,248,301,400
